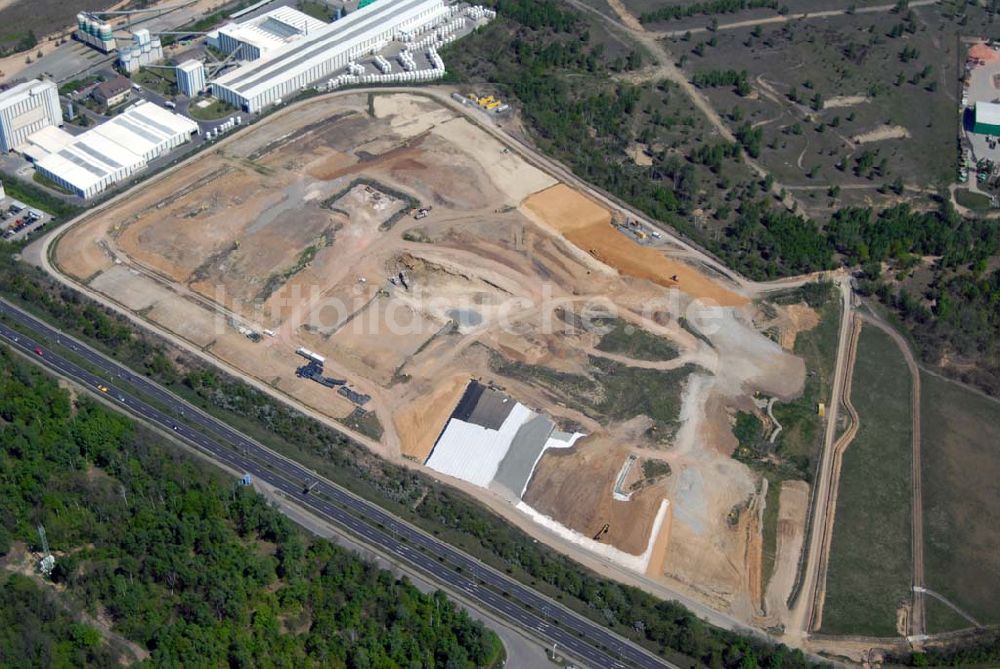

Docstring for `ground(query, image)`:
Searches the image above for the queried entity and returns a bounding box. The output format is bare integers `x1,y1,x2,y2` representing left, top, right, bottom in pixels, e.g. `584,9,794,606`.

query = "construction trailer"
295,347,326,365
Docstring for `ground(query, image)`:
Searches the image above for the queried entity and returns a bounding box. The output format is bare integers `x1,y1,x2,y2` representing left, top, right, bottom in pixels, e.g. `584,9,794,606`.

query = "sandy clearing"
59,225,115,281
327,297,440,385
627,143,654,166
89,265,171,312
147,295,223,349
778,303,820,350
396,374,470,461
645,501,674,576
824,95,869,109
49,90,812,616
521,185,748,307
517,499,671,573
852,125,911,144
372,92,456,138
431,117,556,204
521,183,612,233
764,479,809,621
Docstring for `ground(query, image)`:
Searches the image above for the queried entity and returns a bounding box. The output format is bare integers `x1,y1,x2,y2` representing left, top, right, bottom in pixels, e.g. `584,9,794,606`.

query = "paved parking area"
1,198,51,241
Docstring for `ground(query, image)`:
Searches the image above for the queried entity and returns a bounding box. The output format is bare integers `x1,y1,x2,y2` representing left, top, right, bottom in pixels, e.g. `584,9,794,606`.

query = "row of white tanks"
325,66,444,91
117,30,164,75
75,12,116,53
204,115,243,140
397,50,417,71
373,54,392,74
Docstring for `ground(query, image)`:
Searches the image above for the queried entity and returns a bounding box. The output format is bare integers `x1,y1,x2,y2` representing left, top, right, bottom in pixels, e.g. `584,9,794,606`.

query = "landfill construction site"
54,91,813,622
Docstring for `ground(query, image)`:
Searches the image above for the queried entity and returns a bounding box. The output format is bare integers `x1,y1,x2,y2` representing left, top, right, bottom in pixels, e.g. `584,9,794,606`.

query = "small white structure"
117,29,164,74
0,80,62,153
176,59,207,97
35,102,198,198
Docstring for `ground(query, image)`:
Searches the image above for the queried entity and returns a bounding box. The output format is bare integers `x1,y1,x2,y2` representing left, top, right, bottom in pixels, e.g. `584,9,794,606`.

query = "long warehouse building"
212,0,447,112
35,102,198,199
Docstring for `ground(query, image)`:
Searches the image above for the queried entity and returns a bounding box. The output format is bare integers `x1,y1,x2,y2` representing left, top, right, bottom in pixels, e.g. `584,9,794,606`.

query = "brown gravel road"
809,312,861,633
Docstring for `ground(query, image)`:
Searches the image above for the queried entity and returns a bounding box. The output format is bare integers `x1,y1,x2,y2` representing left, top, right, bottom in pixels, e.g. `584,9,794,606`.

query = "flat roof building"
20,125,75,163
35,102,198,199
212,6,327,62
973,101,1000,135
212,0,447,112
0,79,62,153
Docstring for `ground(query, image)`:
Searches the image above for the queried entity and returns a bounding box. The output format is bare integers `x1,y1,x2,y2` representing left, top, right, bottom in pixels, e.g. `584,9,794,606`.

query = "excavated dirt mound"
396,374,470,462
521,185,748,307
523,434,668,556
764,479,809,620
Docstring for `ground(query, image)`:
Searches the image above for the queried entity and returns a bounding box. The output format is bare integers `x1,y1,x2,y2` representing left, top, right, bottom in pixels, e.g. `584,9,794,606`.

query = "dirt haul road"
809,313,861,633
785,275,854,642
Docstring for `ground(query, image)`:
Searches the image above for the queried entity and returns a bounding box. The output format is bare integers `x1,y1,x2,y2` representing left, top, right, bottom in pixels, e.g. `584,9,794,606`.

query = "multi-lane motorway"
0,297,681,669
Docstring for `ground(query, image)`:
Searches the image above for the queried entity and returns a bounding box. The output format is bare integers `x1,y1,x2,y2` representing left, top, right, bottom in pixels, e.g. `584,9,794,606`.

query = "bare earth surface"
54,91,818,624
762,480,809,624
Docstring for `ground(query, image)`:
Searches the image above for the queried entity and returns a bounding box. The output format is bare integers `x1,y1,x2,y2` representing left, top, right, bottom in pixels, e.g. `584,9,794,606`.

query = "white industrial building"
210,6,327,62
212,0,447,112
19,125,74,163
176,60,207,96
0,80,62,153
117,29,165,74
34,102,198,199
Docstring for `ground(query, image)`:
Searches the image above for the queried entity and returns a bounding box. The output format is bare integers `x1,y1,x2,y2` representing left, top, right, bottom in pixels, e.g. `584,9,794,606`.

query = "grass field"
338,407,384,441
133,67,177,98
761,478,781,591
489,350,693,437
297,0,338,21
595,318,679,361
924,595,977,635
920,372,1000,629
820,325,912,636
0,0,116,52
771,286,841,479
187,98,236,121
953,188,993,212
670,7,960,216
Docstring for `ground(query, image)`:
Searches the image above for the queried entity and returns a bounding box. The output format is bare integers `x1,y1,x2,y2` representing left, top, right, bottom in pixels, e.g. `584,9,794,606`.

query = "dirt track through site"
810,313,861,632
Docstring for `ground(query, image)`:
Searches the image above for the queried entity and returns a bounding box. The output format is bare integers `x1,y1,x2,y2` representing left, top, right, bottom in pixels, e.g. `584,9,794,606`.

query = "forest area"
442,0,1000,397
0,346,504,668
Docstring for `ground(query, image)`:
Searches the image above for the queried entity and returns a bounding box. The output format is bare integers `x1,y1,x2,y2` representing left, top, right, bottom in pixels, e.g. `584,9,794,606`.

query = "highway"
0,297,680,669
